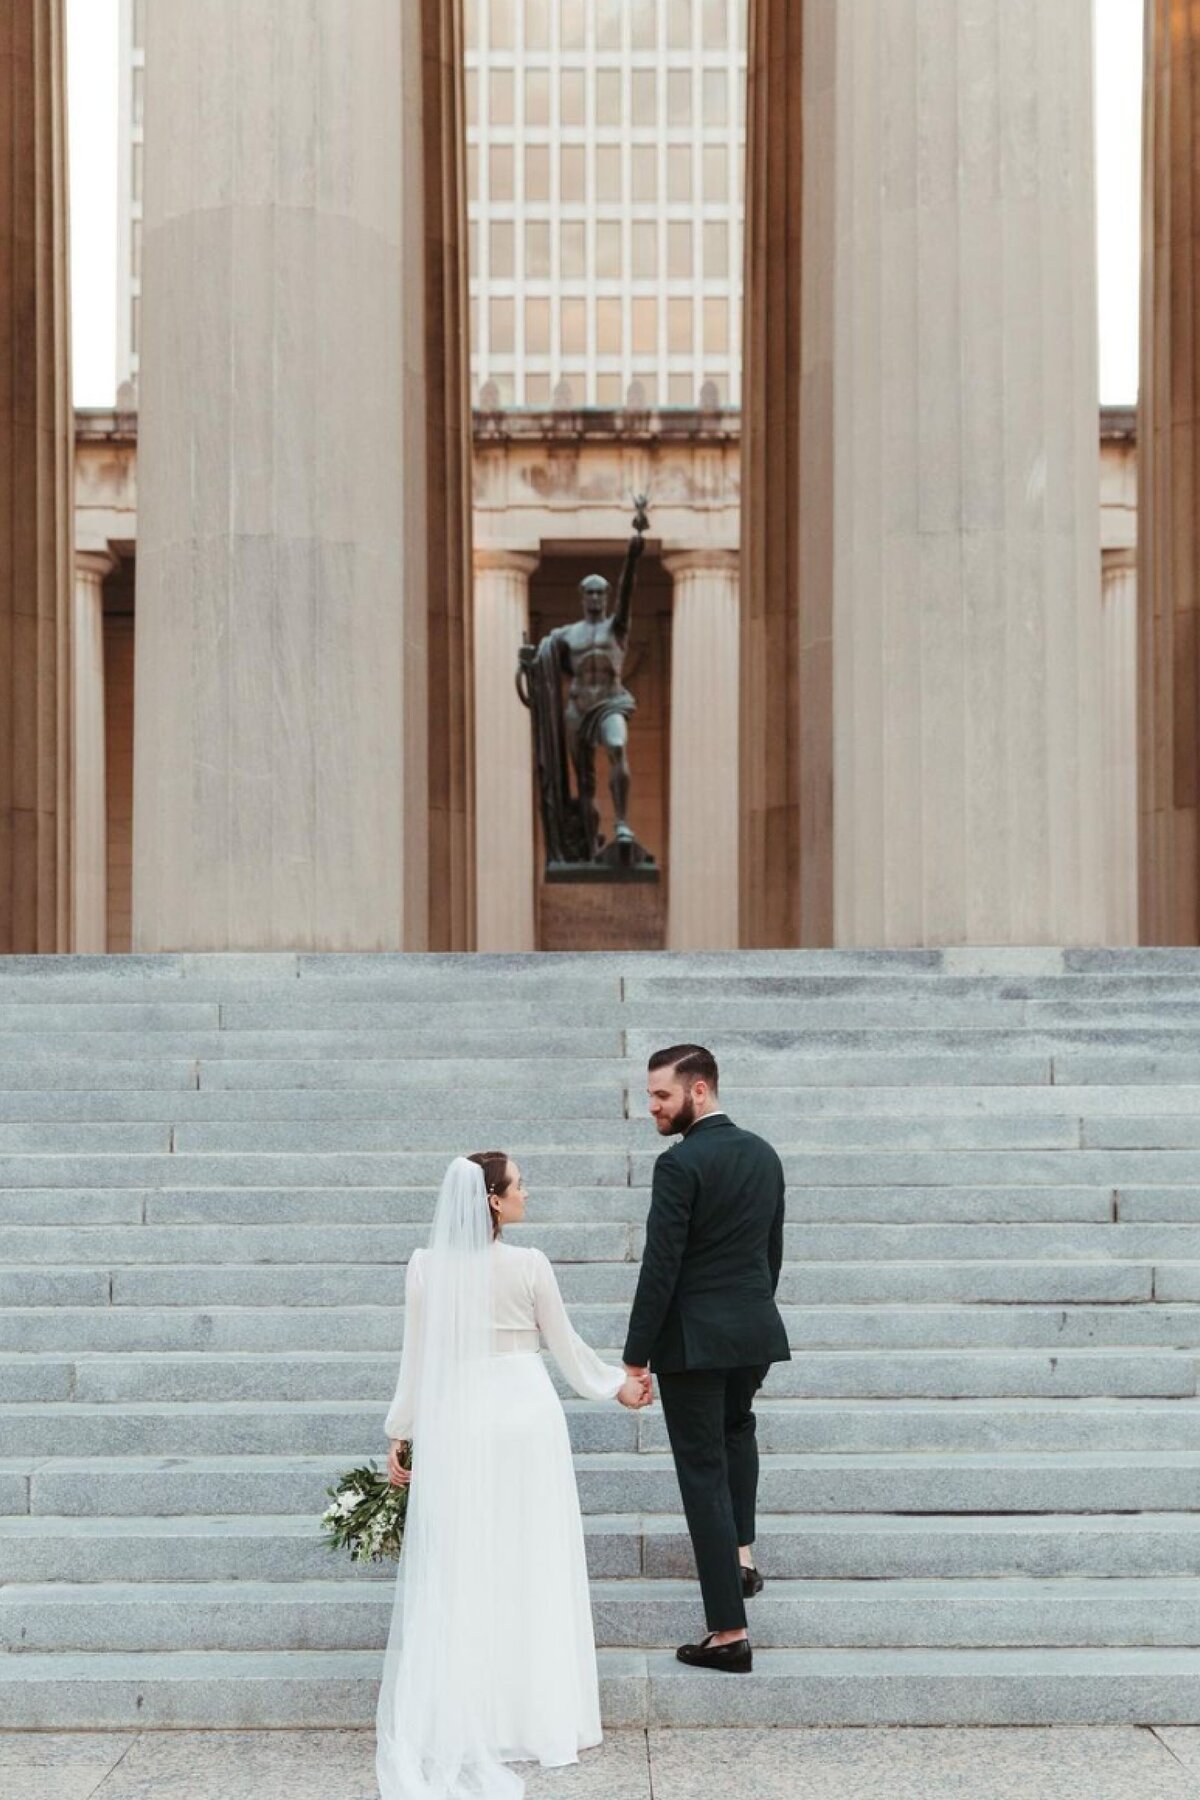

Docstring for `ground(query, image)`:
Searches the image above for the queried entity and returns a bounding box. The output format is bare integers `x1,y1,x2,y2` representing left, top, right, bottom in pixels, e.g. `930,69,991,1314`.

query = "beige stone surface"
79,400,1133,954
1103,549,1139,945
421,0,475,951
104,606,134,952
665,549,739,949
71,552,115,952
793,0,1106,947
0,0,73,952
472,412,739,564
1139,0,1200,944
474,549,537,951
134,0,439,951
739,0,809,947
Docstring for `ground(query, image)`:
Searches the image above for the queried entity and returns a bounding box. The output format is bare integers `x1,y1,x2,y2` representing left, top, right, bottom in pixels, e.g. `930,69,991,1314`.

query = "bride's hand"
617,1374,651,1410
387,1440,411,1487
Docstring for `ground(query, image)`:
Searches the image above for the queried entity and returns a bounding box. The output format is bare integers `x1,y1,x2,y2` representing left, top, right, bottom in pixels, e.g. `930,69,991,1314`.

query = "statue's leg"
601,715,632,837
569,726,600,851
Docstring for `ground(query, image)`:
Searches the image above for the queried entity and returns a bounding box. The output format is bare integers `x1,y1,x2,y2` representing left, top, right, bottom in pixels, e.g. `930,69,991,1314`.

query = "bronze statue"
517,498,657,878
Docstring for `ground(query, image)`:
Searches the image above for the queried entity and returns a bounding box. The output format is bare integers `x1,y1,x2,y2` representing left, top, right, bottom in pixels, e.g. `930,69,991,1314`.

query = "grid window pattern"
118,0,146,383
467,0,747,409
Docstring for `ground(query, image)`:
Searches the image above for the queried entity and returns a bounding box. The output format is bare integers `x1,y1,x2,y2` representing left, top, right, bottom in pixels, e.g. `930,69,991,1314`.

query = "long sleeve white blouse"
384,1240,626,1442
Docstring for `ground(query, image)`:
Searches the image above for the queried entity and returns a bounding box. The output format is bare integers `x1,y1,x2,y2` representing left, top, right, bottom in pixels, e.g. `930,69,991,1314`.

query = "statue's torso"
558,618,629,711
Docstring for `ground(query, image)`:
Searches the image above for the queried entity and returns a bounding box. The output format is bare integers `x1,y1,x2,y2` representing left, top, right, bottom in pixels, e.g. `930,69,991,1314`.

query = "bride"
375,1151,651,1799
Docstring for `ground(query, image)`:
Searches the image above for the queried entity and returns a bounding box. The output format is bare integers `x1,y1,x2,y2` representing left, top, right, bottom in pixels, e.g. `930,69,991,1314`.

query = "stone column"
1101,548,1138,946
473,550,536,952
134,0,470,951
665,550,739,950
746,0,1105,946
0,0,73,953
422,0,476,949
739,0,809,945
72,552,115,953
1139,0,1200,942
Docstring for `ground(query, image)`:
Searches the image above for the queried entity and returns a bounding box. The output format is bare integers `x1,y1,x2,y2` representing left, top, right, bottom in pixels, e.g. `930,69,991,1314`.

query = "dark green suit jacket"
622,1113,791,1374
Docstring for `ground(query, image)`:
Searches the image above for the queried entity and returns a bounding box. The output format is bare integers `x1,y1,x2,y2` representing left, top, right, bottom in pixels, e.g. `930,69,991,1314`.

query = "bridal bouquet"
320,1448,411,1565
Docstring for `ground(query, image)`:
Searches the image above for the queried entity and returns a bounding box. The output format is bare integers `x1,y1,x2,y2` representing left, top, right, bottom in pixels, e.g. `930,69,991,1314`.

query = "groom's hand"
624,1363,653,1405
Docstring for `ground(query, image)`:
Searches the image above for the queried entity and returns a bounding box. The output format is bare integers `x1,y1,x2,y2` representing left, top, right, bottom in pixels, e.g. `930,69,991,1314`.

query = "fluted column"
779,0,1105,945
666,550,739,950
1101,548,1138,945
739,0,808,945
0,0,72,952
135,0,470,950
72,552,114,953
1139,0,1200,942
474,550,536,952
423,0,475,948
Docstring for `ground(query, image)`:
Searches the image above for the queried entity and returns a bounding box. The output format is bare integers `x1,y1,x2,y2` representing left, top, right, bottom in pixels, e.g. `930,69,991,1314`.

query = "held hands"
618,1364,654,1410
386,1439,411,1487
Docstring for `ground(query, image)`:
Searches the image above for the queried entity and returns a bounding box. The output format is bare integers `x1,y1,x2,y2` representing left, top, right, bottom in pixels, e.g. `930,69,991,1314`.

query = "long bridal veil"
376,1157,522,1800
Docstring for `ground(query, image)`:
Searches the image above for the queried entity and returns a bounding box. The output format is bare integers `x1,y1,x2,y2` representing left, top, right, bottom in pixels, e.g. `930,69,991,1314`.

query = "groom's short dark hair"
648,1044,719,1091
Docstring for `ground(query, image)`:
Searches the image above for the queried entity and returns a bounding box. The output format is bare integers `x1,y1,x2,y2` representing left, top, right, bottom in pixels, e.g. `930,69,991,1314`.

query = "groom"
623,1045,790,1673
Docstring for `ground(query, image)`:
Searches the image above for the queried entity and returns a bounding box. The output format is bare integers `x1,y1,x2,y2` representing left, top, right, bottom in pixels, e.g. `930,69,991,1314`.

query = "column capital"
661,547,740,580
75,547,119,583
473,547,540,578
1102,545,1137,575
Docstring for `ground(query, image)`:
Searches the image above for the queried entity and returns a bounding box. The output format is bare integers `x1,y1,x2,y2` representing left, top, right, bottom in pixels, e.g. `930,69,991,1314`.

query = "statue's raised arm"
612,495,650,643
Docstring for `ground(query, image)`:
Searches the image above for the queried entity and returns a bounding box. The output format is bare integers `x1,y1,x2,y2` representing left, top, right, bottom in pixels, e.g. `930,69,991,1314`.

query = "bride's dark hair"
468,1149,512,1239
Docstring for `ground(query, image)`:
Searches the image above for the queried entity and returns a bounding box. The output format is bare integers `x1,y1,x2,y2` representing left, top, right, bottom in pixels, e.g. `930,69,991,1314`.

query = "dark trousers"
657,1364,766,1634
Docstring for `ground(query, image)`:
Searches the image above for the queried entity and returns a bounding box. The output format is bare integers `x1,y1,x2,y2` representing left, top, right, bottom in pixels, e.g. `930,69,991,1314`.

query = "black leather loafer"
741,1564,764,1598
675,1633,752,1673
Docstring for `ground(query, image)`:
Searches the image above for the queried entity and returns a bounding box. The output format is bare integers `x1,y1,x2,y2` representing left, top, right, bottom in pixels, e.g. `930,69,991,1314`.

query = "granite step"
4,1348,1197,1409
8,1179,1198,1227
57,1115,1106,1152
7,1574,1200,1655
3,1645,1200,1728
0,1185,1134,1228
10,1298,1200,1355
5,1511,1200,1585
6,1080,1200,1121
0,1028,624,1059
7,1451,1200,1518
0,1260,1170,1310
10,1394,1200,1457
8,1219,1200,1263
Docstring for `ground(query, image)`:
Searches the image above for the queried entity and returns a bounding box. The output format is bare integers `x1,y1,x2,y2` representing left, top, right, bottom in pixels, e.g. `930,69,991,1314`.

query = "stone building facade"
73,403,1136,953
4,0,1193,956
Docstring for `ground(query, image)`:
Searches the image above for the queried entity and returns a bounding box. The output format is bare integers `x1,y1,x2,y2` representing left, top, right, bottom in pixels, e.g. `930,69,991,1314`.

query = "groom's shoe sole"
741,1566,764,1599
675,1639,753,1673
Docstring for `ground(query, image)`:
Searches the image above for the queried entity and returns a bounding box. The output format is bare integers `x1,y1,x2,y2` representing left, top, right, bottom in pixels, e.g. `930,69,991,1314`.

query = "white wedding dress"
376,1208,626,1800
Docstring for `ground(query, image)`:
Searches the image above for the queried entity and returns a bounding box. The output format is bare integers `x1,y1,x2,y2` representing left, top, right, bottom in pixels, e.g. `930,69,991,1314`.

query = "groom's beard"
664,1094,696,1134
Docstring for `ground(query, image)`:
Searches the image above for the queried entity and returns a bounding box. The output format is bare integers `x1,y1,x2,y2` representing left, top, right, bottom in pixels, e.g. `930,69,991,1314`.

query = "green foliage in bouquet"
320,1448,411,1565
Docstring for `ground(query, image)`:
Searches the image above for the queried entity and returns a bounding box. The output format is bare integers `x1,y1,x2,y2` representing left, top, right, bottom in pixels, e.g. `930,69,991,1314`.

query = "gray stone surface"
1154,1729,1200,1774
0,1219,635,1264
640,1648,1200,1726
9,1727,1200,1800
637,1511,1200,1581
8,951,1200,1730
49,1568,1174,1661
0,1087,625,1121
648,1726,1200,1799
6,1649,1200,1731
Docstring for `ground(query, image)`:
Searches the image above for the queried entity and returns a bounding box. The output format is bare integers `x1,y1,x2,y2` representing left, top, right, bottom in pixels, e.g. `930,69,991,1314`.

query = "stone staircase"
4,947,1200,1726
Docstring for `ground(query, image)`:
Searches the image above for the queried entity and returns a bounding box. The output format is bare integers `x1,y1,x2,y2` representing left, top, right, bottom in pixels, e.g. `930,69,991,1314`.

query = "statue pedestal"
539,870,665,951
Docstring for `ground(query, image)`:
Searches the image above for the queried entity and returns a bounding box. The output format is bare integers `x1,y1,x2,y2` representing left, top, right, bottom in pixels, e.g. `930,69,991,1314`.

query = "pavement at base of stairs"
7,1726,1200,1800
